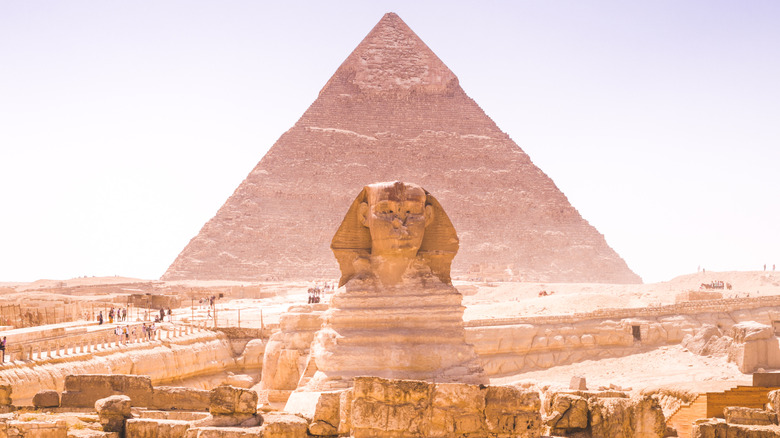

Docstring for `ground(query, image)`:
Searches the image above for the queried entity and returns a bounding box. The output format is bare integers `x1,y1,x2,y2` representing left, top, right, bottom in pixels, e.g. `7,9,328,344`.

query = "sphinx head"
331,181,458,286
357,182,434,259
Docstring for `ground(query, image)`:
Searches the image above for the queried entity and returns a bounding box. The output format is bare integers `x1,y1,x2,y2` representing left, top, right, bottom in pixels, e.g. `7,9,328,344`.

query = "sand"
3,270,780,392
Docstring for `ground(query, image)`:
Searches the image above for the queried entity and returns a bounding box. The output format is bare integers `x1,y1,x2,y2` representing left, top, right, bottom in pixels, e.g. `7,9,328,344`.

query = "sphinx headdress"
330,182,459,287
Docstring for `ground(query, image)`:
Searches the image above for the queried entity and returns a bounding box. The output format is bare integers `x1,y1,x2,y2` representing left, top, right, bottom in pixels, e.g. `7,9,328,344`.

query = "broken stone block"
126,418,191,438
95,394,132,434
209,385,258,416
724,406,777,425
33,389,60,408
150,386,210,411
484,385,541,438
544,393,588,432
260,413,308,438
284,390,342,437
61,374,153,408
0,384,12,406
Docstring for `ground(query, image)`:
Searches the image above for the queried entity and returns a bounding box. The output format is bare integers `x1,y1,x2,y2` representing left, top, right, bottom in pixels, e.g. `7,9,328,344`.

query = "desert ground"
3,269,779,396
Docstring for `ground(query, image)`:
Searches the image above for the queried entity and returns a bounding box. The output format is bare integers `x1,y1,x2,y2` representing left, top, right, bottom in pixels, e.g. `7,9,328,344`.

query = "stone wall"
466,298,780,376
285,376,542,438
0,329,245,405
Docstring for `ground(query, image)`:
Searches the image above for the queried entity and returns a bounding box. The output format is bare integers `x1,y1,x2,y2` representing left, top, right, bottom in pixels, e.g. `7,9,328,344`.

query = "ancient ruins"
162,12,641,284
3,10,780,438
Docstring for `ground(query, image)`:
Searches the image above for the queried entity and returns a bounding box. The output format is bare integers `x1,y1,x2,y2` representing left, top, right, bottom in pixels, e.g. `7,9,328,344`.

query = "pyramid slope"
163,13,641,284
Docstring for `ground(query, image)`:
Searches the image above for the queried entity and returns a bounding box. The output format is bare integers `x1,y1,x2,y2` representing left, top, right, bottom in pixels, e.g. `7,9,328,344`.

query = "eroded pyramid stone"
163,12,641,284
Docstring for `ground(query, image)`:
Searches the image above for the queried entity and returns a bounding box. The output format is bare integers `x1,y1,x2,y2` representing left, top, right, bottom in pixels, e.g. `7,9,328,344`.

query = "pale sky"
1,1,778,283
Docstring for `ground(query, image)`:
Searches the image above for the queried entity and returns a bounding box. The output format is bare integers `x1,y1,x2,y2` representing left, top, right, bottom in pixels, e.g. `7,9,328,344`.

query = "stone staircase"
667,394,708,438
666,385,780,438
705,385,780,418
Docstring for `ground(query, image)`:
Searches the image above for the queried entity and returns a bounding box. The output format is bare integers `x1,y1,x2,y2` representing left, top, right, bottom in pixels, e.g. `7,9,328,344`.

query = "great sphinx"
304,181,485,390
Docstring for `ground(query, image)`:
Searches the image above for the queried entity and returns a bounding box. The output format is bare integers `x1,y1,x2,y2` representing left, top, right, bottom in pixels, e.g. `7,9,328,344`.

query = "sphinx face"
360,182,433,259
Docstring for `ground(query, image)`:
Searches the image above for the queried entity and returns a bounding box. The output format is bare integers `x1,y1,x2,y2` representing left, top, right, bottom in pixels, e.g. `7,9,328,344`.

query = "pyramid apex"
321,12,460,95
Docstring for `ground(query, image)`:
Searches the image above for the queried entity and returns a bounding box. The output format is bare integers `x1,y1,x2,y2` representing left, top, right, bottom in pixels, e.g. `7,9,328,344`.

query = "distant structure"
163,13,641,284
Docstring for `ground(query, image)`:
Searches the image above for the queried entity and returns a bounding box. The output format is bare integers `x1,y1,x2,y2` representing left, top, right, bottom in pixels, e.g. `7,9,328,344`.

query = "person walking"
0,337,6,363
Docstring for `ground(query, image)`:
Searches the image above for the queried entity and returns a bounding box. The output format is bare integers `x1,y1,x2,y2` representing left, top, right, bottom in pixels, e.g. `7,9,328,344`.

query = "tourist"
123,326,129,344
0,336,6,363
167,308,172,322
149,322,156,340
142,323,148,341
98,311,103,325
109,307,114,324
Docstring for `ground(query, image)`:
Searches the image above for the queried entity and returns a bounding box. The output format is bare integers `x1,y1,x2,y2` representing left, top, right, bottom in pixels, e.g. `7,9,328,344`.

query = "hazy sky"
1,1,778,283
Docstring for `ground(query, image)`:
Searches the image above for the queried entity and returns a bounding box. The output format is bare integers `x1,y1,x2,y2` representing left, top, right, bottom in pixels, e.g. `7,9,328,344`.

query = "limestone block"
429,383,486,437
731,337,780,373
682,325,726,355
182,426,263,438
150,387,210,411
351,377,431,437
570,376,587,390
33,389,60,408
5,419,67,438
732,321,774,343
223,374,254,389
284,390,342,436
191,414,262,428
484,385,541,437
588,397,633,438
126,418,191,438
259,413,308,438
61,374,153,408
235,339,265,368
338,389,352,436
0,384,12,406
725,406,778,425
543,392,588,433
209,385,258,416
557,395,588,430
588,395,665,438
693,418,780,438
261,338,306,391
95,395,132,433
632,394,667,437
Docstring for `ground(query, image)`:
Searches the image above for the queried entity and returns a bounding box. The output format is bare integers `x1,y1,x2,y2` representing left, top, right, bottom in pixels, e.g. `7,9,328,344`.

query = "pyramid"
163,13,642,284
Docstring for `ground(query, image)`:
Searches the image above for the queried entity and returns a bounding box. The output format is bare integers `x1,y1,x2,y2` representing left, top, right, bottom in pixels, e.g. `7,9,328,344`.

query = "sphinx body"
304,182,485,390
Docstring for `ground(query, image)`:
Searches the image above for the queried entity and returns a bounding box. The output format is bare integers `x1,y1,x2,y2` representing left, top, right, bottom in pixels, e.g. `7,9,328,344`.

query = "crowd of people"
307,283,334,304
97,307,129,325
